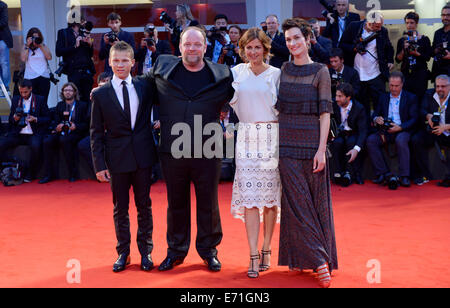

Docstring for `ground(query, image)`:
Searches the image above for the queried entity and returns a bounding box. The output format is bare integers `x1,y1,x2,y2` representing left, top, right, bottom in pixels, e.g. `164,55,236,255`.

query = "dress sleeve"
317,65,333,115
229,65,242,106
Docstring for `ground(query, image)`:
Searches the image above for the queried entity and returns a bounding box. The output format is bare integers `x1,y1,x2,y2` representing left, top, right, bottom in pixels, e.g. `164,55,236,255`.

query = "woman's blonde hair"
238,27,272,63
177,3,195,25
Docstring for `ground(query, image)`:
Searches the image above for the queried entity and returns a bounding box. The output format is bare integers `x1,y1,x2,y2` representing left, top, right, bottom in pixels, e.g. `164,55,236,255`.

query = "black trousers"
68,70,93,103
160,153,223,259
0,134,43,178
359,75,386,123
110,168,153,257
403,69,429,103
77,136,94,174
42,133,83,179
411,130,450,180
330,134,364,176
30,76,51,103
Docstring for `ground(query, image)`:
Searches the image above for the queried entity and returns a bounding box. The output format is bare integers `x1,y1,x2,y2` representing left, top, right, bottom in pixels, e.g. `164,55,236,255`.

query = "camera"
61,111,71,135
32,36,43,45
160,11,177,30
386,174,400,190
55,61,67,77
49,72,59,85
107,31,119,44
377,118,394,133
80,21,94,38
427,112,442,132
355,32,378,54
144,25,156,48
319,0,337,19
145,38,156,47
15,107,28,129
403,31,419,54
224,43,236,58
331,73,345,89
435,41,450,62
207,26,227,43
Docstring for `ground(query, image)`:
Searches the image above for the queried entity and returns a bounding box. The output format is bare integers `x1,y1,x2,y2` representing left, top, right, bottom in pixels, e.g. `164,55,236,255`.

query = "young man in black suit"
329,48,361,100
322,0,360,48
330,83,367,186
0,79,50,182
90,41,158,273
366,72,419,188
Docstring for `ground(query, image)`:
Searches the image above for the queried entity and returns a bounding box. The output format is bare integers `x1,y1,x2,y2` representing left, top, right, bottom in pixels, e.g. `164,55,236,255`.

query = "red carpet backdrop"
0,181,449,288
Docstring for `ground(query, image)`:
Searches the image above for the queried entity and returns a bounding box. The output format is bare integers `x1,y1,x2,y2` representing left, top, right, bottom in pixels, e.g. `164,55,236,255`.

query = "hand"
388,123,402,134
310,33,317,45
75,36,83,48
149,45,157,53
403,40,410,51
433,124,446,136
313,150,326,174
442,50,450,60
103,33,110,45
346,149,359,163
56,124,64,133
26,115,37,123
69,122,76,131
375,117,384,126
26,37,33,48
388,63,394,71
13,114,21,122
427,116,435,129
327,13,335,24
96,170,111,183
153,120,160,130
141,38,147,49
164,24,173,34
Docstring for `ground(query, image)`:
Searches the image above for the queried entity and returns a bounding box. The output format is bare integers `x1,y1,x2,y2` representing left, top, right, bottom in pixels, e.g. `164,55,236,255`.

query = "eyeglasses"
63,89,74,92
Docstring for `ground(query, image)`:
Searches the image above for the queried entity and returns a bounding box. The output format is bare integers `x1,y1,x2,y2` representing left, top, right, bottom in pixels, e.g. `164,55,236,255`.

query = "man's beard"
183,54,202,66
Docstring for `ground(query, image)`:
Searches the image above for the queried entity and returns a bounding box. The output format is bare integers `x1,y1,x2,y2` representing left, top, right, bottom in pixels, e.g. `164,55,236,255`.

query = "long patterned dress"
277,62,338,272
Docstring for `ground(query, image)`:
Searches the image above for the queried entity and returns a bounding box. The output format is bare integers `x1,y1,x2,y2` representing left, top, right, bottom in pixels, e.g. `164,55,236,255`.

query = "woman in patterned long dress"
277,18,338,288
229,28,282,279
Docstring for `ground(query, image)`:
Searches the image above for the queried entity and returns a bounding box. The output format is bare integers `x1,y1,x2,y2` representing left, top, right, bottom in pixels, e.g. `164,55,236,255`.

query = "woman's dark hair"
282,18,312,40
26,27,44,42
228,25,243,36
336,83,354,98
404,11,419,24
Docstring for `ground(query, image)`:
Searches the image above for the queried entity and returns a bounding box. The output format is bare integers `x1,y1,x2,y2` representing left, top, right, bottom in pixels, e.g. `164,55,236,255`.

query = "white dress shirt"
339,100,361,152
111,74,139,130
20,95,34,135
389,92,402,126
354,28,381,82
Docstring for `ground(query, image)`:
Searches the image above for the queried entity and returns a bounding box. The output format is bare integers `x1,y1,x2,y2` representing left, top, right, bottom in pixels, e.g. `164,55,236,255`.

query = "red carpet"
0,180,449,288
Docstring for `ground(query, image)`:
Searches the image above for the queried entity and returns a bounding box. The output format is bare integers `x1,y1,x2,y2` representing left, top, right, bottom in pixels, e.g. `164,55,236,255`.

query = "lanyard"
19,95,36,113
66,101,76,122
438,99,448,114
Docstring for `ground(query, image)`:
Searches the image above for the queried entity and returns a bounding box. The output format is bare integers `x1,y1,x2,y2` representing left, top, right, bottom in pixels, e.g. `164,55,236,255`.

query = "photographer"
20,28,53,103
309,18,332,64
0,1,13,95
0,79,50,182
218,25,243,67
366,72,418,188
329,48,361,100
56,18,95,103
330,83,367,186
164,4,199,57
136,24,172,75
206,14,231,63
396,12,432,102
265,14,290,68
322,0,360,48
339,16,394,121
431,5,450,80
99,12,135,75
411,75,450,187
40,83,89,184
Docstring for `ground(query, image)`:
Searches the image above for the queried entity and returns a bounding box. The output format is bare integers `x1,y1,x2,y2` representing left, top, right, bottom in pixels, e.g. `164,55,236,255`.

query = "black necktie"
121,80,131,122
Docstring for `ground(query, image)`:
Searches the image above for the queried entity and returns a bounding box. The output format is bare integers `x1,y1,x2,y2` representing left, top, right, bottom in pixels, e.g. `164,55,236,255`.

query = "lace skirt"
231,123,282,223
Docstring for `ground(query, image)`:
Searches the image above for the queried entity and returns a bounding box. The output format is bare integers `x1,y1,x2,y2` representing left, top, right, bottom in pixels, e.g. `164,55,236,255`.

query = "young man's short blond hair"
109,41,134,59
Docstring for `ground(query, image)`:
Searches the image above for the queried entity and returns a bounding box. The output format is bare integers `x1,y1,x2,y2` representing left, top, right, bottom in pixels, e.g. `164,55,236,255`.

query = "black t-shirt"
169,62,215,97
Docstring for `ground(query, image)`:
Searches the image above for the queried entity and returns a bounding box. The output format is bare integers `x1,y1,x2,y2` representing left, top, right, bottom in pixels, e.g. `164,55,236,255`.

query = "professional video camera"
207,26,228,42
160,11,177,30
355,32,378,54
61,111,71,135
403,31,420,54
435,41,450,62
319,0,337,19
15,107,28,129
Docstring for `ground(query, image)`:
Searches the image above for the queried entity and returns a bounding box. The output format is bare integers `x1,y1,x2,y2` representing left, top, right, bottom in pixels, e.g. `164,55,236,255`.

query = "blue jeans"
0,40,11,89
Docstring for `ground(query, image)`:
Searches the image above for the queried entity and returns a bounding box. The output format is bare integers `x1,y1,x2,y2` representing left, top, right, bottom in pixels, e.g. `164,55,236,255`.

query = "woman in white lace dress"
229,28,281,278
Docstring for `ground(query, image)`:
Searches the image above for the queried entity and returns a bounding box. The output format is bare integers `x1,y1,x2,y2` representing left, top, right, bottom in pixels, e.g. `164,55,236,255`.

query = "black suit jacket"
421,89,450,124
267,31,290,69
323,12,361,48
373,91,419,132
90,78,158,174
329,65,361,98
143,55,235,155
136,40,172,75
332,100,367,148
0,1,13,48
8,94,50,136
310,36,332,64
53,100,89,138
339,20,394,81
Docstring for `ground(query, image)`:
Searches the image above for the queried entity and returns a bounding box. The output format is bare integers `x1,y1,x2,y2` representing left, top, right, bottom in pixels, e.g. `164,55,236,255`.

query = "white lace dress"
229,63,282,222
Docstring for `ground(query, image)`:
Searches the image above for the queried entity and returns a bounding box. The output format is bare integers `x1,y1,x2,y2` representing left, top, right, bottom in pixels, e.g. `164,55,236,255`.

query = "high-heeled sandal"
316,263,331,288
259,250,271,272
247,254,260,278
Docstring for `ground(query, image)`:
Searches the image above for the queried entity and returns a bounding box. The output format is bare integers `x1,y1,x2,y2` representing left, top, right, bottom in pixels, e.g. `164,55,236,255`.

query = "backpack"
1,161,24,187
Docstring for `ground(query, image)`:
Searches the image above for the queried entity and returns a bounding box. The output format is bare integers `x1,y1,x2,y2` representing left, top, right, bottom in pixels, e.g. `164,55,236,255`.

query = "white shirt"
433,92,450,137
111,74,139,130
339,100,361,152
24,48,50,79
143,49,153,75
20,95,34,135
389,92,402,126
354,28,381,81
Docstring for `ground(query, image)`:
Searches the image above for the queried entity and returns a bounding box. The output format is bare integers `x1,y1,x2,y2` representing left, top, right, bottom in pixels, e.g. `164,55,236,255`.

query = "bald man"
141,27,235,272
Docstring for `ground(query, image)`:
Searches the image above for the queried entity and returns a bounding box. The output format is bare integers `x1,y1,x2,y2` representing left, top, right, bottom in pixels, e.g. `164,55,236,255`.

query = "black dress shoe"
354,173,364,185
340,172,352,187
158,256,185,271
141,254,154,271
438,179,450,187
400,177,411,187
39,176,52,184
69,177,78,183
113,254,131,273
372,174,386,185
203,256,221,272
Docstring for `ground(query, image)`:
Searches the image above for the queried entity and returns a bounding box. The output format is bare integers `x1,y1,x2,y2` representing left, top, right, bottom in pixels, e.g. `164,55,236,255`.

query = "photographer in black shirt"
56,18,95,103
432,4,450,80
396,12,432,102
